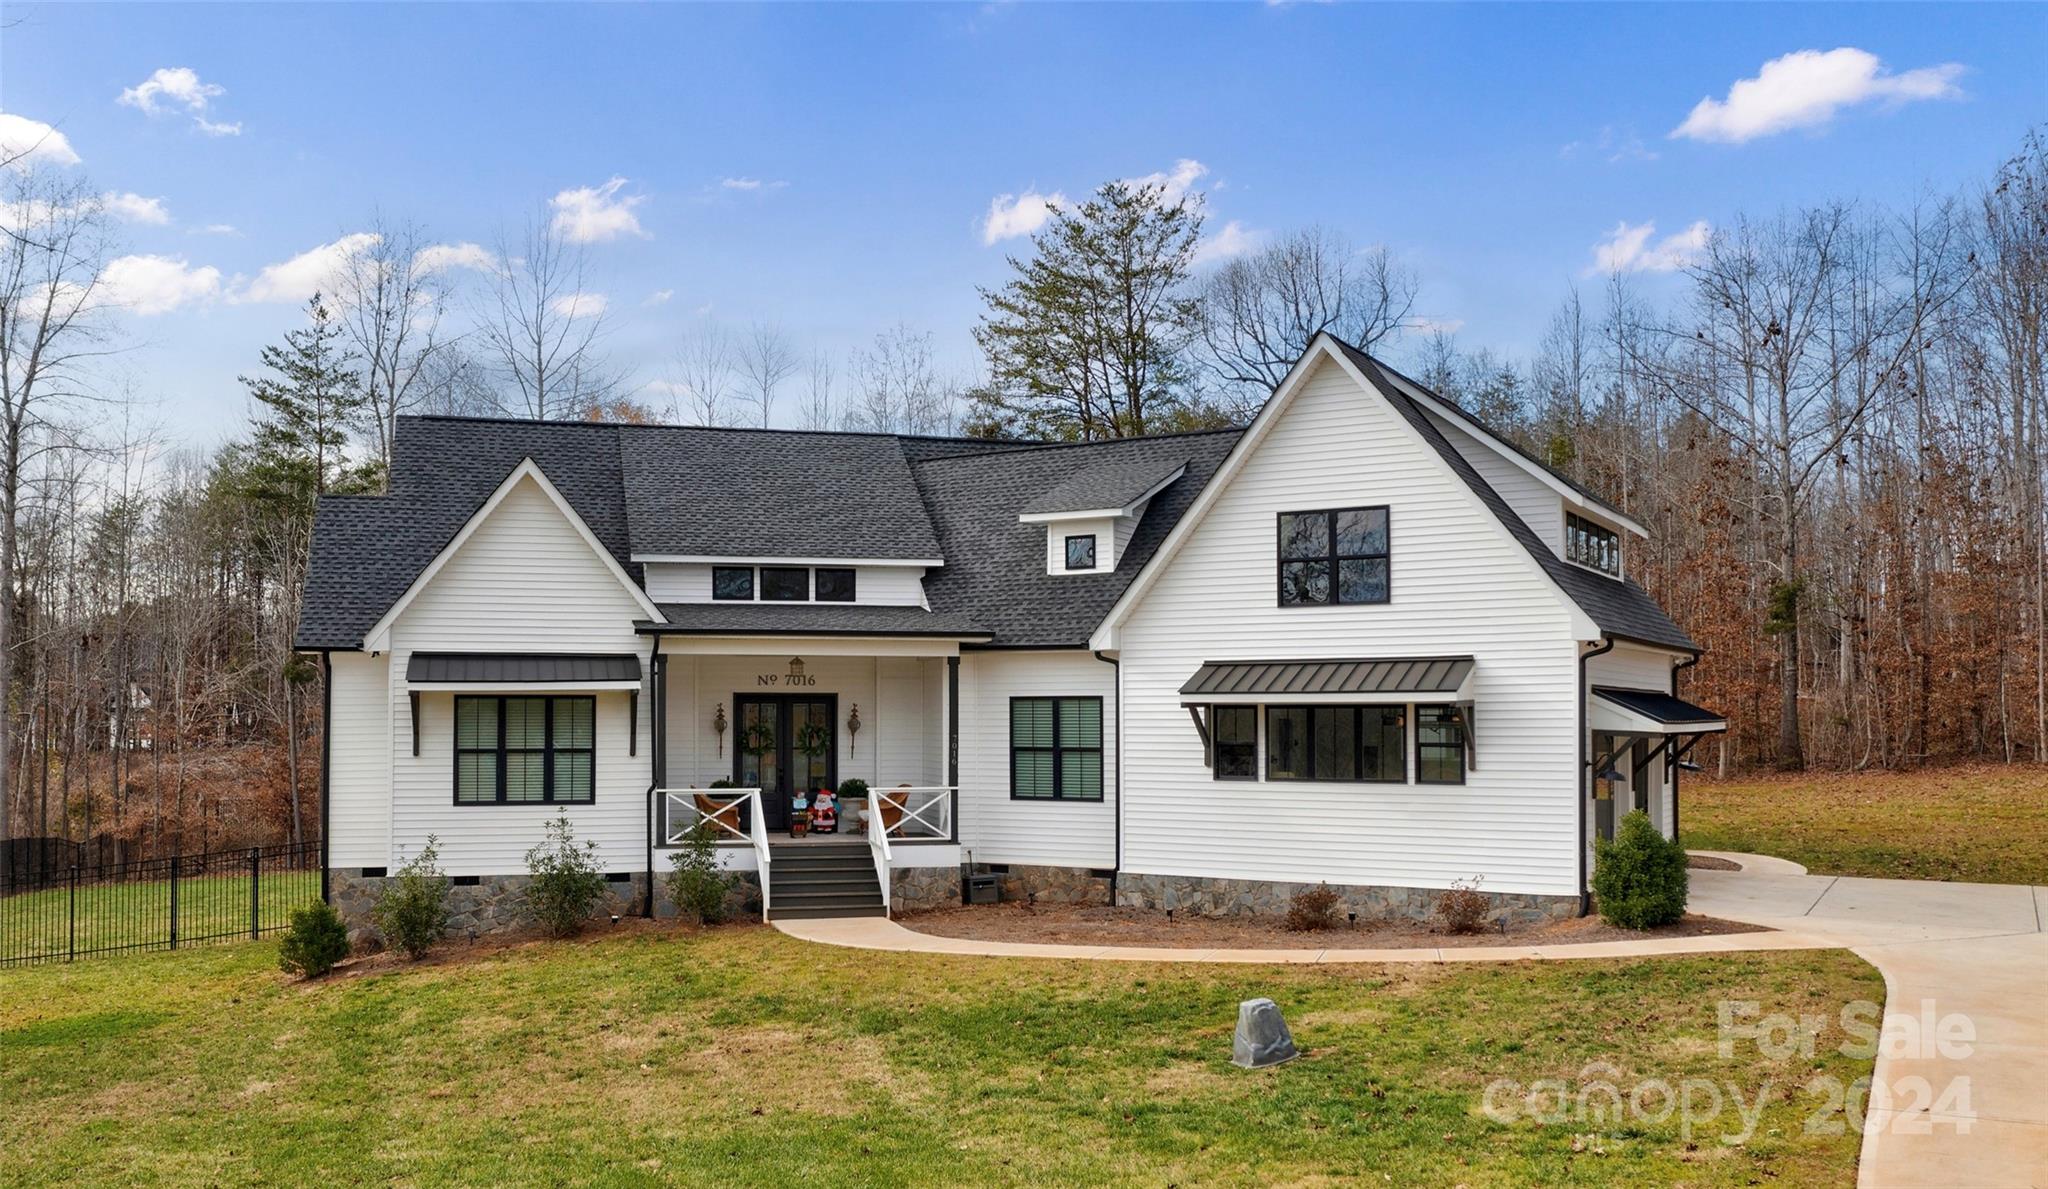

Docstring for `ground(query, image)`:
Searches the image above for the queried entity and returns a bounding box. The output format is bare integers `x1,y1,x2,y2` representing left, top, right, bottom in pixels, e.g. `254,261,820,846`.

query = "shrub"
666,821,737,924
1592,810,1690,929
524,811,608,937
373,835,452,959
836,778,870,802
278,900,350,978
1435,876,1491,935
1284,883,1341,932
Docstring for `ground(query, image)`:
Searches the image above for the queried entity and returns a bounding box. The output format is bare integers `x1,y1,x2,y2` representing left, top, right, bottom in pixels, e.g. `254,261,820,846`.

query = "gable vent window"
1566,513,1621,577
1064,534,1097,571
1278,507,1389,606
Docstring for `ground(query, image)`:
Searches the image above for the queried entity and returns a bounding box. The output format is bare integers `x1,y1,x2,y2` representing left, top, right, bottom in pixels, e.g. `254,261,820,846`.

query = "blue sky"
4,2,2043,443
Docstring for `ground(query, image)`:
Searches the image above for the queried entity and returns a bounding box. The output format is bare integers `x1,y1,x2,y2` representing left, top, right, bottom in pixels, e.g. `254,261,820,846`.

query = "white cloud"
1560,125,1658,163
1405,316,1466,336
981,189,1065,245
118,67,243,136
1672,48,1964,144
550,177,648,243
193,223,239,236
103,254,222,315
1121,157,1209,204
103,192,171,225
1586,219,1710,275
1193,219,1260,265
719,176,787,191
550,291,607,320
413,241,498,276
0,112,81,168
643,289,674,306
237,232,379,304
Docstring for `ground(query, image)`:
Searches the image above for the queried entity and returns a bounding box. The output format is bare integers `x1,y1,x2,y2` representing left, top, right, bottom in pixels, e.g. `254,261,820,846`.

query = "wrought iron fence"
0,841,322,967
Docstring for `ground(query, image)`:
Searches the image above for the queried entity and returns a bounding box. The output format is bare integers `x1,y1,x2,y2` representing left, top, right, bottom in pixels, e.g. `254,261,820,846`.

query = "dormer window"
1065,534,1097,571
1566,513,1621,577
712,566,754,601
761,567,809,601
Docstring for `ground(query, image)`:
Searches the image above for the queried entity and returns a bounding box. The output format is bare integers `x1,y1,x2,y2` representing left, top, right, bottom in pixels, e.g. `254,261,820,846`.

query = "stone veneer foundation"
329,868,762,949
980,863,1114,906
1115,872,1578,927
889,866,962,912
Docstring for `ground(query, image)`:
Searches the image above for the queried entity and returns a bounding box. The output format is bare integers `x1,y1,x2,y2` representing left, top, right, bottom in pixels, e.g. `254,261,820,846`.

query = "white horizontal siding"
326,651,390,867
1427,410,1565,559
1589,641,1679,692
958,650,1117,869
1042,517,1118,576
1116,355,1585,898
643,562,926,606
386,475,653,876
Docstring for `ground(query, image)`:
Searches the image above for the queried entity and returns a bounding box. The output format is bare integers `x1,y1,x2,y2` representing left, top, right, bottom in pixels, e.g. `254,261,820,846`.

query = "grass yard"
1681,763,2048,885
2,925,1880,1187
1,868,322,965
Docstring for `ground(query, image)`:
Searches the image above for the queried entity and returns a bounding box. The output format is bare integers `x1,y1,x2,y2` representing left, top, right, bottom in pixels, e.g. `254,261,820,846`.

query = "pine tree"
237,293,368,515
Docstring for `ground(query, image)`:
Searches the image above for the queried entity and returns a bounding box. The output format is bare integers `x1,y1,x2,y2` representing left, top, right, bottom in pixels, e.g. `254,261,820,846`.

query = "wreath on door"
794,721,832,760
740,719,777,757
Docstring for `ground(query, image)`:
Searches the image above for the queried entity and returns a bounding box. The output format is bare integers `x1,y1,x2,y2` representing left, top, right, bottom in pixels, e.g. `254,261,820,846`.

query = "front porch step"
764,841,886,920
770,904,890,920
773,888,883,907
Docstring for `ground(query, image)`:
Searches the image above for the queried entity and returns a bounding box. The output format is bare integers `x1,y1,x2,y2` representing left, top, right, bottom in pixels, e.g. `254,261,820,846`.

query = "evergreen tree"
973,181,1210,440
237,293,368,515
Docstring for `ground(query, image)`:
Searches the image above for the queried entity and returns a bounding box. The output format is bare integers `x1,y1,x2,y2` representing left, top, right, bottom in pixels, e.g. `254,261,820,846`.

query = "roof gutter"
1578,637,1614,917
1093,649,1122,905
1671,652,1700,841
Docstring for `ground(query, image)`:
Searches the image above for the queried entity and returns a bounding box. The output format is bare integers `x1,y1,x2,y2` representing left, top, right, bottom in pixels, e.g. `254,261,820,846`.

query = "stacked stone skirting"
1115,872,1578,927
889,866,962,912
329,868,762,948
983,863,1113,906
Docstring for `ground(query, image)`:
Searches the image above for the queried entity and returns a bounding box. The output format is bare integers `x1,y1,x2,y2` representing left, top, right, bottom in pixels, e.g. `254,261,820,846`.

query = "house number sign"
758,657,817,687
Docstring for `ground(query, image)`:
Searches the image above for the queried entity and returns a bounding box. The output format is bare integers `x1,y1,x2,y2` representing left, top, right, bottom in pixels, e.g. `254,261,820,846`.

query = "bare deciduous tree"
736,322,798,428
334,214,452,477
799,348,835,431
472,215,619,420
845,323,955,435
668,323,736,427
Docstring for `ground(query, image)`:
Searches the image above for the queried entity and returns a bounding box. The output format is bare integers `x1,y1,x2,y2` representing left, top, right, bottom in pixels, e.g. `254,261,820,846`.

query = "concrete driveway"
1689,860,2048,1189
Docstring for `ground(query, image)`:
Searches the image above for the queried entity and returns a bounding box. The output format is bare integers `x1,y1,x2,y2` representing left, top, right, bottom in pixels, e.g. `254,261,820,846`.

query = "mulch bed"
1688,854,1743,871
896,903,1767,950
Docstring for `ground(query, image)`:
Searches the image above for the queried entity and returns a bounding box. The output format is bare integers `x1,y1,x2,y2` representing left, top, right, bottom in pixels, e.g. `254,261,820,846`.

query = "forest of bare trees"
2,129,2041,864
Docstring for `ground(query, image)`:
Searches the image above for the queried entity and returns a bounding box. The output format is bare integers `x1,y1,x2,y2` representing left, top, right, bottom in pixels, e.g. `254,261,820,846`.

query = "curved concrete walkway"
776,854,2048,1187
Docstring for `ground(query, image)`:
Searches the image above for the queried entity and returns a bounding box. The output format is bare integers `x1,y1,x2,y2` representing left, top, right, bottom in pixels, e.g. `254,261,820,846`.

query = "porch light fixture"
1595,764,1625,784
1676,760,1704,773
713,702,728,757
846,702,861,755
788,657,806,682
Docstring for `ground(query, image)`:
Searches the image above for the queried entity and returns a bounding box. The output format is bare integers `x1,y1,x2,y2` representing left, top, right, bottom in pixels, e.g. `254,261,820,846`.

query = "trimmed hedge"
1592,810,1689,929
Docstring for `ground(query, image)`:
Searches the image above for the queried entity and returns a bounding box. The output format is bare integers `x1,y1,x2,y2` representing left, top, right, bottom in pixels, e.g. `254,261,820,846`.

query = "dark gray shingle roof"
619,427,942,560
911,431,1241,647
643,603,990,638
1020,456,1187,517
1332,340,1698,652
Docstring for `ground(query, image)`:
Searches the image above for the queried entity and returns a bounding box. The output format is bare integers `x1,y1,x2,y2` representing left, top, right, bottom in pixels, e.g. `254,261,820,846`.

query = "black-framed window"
1212,705,1257,780
712,566,754,601
1264,704,1407,783
1278,507,1389,606
1566,513,1621,577
815,568,856,603
761,567,809,601
1415,704,1466,785
1010,697,1104,801
1064,534,1097,571
455,696,595,805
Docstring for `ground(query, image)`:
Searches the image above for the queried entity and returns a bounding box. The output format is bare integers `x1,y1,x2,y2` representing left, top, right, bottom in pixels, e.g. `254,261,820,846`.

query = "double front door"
734,695,838,831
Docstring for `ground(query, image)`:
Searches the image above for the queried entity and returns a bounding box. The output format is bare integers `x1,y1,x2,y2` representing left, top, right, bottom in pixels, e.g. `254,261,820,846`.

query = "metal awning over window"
405,653,644,690
1591,687,1726,736
1178,657,1474,705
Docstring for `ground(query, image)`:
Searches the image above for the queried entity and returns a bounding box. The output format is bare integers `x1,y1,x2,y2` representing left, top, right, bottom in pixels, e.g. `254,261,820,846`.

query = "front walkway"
775,855,2048,1188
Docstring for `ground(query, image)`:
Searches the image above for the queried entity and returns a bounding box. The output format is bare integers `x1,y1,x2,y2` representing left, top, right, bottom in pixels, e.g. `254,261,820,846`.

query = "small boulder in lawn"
1232,997,1299,1069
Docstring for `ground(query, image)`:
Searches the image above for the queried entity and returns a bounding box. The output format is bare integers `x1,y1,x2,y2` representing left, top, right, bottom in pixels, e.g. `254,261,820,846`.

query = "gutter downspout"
1093,650,1121,905
1577,638,1613,917
319,650,332,904
1671,653,1699,842
644,636,661,919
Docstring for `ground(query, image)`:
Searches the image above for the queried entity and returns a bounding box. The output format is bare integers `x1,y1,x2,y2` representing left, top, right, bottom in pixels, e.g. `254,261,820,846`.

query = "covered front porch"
1587,686,1728,844
638,628,977,917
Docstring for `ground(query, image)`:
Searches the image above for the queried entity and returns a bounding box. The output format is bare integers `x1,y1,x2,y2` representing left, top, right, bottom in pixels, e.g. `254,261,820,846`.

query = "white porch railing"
866,786,956,919
660,787,771,918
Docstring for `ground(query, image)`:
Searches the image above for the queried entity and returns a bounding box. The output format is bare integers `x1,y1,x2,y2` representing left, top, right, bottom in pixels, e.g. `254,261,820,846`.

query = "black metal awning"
1179,656,1474,702
405,653,643,685
1591,687,1725,731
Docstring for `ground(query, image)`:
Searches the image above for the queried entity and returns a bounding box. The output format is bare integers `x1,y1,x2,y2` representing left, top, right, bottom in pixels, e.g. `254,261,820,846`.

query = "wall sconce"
713,702,728,757
846,702,862,754
788,657,806,682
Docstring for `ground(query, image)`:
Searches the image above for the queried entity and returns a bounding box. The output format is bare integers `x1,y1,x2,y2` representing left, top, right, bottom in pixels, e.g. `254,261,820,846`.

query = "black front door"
734,695,837,831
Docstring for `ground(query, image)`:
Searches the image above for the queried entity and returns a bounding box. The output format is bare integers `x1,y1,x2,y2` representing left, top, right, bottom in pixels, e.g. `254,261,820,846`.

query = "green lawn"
1681,763,2048,885
1,868,321,965
2,925,1880,1186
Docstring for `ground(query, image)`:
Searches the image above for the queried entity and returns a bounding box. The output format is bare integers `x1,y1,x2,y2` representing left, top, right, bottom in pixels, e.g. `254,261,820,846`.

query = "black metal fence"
0,841,322,967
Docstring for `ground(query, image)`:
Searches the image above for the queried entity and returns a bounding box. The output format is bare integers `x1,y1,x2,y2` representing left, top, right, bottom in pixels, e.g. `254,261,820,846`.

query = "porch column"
947,655,960,842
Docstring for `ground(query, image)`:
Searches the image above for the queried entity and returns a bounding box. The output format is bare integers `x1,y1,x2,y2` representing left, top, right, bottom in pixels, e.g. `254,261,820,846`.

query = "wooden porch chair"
693,791,744,837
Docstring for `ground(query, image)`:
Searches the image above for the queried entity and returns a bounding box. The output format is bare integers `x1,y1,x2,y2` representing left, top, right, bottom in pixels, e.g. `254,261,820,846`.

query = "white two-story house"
298,334,1722,935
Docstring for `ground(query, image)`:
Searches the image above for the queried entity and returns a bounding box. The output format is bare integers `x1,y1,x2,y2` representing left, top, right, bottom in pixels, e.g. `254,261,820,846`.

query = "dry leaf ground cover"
1,923,1879,1186
1681,763,2048,884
